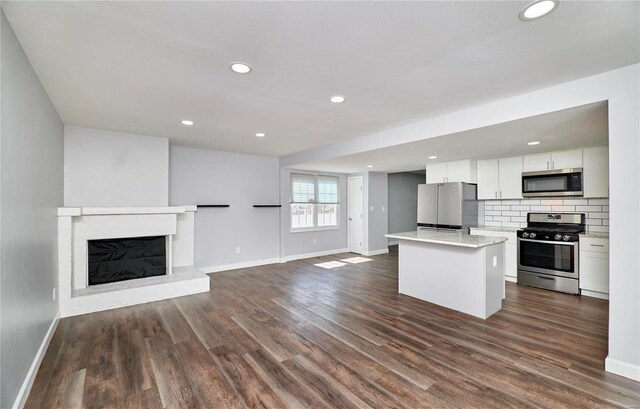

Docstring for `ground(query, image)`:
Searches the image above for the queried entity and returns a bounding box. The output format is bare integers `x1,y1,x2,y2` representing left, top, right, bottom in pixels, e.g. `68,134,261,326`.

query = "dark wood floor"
26,248,640,408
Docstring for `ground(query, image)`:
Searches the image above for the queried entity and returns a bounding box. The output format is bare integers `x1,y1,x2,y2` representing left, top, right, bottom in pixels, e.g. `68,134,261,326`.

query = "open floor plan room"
1,1,639,408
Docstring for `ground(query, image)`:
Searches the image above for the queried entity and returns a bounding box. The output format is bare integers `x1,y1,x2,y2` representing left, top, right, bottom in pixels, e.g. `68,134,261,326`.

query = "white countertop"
470,226,520,233
57,206,197,217
385,230,508,248
580,232,609,239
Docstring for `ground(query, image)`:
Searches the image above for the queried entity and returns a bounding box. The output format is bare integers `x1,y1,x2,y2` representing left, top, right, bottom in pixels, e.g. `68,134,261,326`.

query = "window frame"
290,173,340,233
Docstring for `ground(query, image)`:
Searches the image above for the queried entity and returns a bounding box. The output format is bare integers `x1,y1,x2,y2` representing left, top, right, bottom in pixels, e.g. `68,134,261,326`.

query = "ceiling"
294,101,609,173
2,1,638,157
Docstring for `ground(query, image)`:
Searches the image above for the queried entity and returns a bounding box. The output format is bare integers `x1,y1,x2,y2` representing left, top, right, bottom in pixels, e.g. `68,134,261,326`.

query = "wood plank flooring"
26,247,640,408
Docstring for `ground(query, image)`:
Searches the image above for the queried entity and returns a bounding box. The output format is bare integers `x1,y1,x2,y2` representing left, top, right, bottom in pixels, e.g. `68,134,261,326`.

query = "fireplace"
88,235,167,285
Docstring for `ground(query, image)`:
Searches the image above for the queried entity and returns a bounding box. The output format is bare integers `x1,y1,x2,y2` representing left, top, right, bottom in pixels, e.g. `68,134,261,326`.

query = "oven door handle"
518,238,576,246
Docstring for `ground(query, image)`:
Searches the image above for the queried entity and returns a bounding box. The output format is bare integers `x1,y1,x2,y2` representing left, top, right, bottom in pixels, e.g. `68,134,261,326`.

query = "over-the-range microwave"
521,168,583,197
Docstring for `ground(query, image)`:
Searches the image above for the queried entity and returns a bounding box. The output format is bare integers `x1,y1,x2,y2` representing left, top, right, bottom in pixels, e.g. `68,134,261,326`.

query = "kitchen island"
385,230,507,319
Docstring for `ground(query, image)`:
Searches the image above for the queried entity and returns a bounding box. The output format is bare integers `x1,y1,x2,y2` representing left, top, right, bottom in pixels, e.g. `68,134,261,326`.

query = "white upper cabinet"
551,149,583,169
583,146,609,198
426,160,476,184
477,156,522,200
477,159,499,200
498,156,524,199
425,162,447,184
524,149,583,172
523,153,551,172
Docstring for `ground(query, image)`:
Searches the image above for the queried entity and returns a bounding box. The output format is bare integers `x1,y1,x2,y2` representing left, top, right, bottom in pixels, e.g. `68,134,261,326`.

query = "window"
290,173,339,231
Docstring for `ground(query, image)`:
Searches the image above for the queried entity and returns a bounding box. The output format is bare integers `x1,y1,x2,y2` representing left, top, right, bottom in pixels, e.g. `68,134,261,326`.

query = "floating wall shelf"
197,205,230,208
253,205,282,208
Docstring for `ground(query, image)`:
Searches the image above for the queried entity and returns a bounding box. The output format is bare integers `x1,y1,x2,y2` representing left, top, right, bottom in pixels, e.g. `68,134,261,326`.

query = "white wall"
170,146,280,270
280,168,348,259
1,12,64,408
283,64,640,381
64,126,169,207
388,172,424,236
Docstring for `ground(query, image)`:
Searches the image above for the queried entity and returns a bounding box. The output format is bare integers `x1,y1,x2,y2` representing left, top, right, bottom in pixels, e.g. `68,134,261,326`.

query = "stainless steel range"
517,213,585,294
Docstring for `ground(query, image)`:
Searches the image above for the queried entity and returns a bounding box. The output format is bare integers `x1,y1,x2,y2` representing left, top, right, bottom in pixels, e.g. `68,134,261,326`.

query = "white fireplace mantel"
57,205,209,317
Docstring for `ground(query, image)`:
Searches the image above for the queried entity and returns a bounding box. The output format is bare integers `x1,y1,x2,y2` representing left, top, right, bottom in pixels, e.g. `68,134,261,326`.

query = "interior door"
437,182,462,228
348,176,364,254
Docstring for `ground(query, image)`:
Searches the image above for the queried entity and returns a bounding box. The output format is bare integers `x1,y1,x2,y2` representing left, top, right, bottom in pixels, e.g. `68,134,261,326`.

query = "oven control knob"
529,233,537,239
554,234,562,241
522,232,529,238
563,235,571,241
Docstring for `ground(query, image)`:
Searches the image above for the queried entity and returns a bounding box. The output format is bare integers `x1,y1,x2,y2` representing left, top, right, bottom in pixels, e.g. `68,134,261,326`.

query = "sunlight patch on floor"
340,257,373,264
314,261,348,269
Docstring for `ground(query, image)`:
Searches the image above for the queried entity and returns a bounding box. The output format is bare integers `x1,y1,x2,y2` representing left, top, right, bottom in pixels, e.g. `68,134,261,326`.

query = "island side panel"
484,242,505,319
397,240,486,319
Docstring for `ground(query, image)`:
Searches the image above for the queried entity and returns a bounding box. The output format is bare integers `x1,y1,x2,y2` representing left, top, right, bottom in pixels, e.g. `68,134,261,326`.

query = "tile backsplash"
482,198,609,233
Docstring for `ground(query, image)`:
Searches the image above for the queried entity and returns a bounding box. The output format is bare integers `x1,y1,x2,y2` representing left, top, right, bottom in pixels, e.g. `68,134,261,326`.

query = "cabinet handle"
500,191,503,198
495,191,498,199
551,160,555,169
546,161,550,170
590,244,605,247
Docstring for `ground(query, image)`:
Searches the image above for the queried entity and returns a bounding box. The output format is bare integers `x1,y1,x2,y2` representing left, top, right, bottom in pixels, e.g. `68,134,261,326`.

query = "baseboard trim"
363,248,390,256
282,248,349,263
581,289,609,300
605,356,640,381
201,258,281,273
505,276,518,283
13,311,60,409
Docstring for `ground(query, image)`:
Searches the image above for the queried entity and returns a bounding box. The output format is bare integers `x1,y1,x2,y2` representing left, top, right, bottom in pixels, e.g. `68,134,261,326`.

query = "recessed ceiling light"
229,62,252,74
528,141,541,145
255,132,265,138
366,165,374,168
330,95,346,103
428,156,438,159
519,0,558,21
181,120,194,126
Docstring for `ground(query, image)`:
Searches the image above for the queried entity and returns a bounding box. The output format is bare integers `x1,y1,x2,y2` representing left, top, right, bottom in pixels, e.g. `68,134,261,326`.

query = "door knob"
349,218,353,221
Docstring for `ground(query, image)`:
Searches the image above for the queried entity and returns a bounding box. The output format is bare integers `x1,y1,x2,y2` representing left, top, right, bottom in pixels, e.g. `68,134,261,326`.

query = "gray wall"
170,146,280,269
366,172,389,252
280,168,348,258
1,12,64,409
388,172,423,235
64,126,169,207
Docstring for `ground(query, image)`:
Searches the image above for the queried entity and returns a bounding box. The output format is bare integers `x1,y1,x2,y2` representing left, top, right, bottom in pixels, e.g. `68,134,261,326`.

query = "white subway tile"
501,200,520,205
586,219,602,226
485,205,493,211
551,205,575,211
521,199,541,205
520,211,530,217
589,212,609,219
493,205,510,211
602,206,609,212
603,219,610,226
485,200,502,206
563,199,588,206
588,199,609,205
576,205,601,212
493,216,511,222
511,216,527,223
530,205,552,211
484,216,493,221
511,205,530,211
484,221,502,227
486,210,501,216
588,225,609,233
502,221,522,228
502,211,520,217
541,199,564,206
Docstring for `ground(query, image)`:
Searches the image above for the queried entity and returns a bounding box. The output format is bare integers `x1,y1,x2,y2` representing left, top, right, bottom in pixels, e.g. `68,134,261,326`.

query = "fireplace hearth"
88,235,167,285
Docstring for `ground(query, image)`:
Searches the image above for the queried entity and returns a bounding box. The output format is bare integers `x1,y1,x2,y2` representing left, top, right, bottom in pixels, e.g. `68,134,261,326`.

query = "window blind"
317,176,339,204
291,173,316,203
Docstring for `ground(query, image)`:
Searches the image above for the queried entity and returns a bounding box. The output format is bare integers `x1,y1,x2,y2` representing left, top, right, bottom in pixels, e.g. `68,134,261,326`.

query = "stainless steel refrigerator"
417,182,478,233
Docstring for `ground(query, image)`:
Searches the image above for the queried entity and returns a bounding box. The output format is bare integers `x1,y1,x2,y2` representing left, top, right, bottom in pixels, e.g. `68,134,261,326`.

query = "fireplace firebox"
88,236,166,285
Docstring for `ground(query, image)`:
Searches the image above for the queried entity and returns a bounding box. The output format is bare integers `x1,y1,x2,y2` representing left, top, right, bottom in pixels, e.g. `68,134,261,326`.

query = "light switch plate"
492,256,497,267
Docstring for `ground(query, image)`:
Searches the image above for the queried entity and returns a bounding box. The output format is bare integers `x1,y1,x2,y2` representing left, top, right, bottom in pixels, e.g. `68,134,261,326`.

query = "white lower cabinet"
470,228,517,281
579,236,609,299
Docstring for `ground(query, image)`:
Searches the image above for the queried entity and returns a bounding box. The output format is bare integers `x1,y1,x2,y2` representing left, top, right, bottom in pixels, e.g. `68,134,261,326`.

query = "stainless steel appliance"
417,182,478,232
517,213,585,294
521,168,583,197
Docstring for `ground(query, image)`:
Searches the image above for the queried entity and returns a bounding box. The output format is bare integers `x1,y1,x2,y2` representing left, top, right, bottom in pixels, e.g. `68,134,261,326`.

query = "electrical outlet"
492,256,497,267
382,206,385,212
236,247,241,254
52,287,56,301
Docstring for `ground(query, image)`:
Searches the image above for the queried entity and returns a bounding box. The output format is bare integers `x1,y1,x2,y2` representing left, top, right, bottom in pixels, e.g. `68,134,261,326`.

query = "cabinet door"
446,160,476,183
477,159,499,200
551,149,583,170
498,156,523,199
583,146,609,198
426,162,446,184
523,153,551,172
579,251,609,294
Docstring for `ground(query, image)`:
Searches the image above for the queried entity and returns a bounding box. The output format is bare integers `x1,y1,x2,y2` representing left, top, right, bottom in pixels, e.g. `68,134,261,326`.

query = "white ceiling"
2,1,638,157
294,101,609,173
